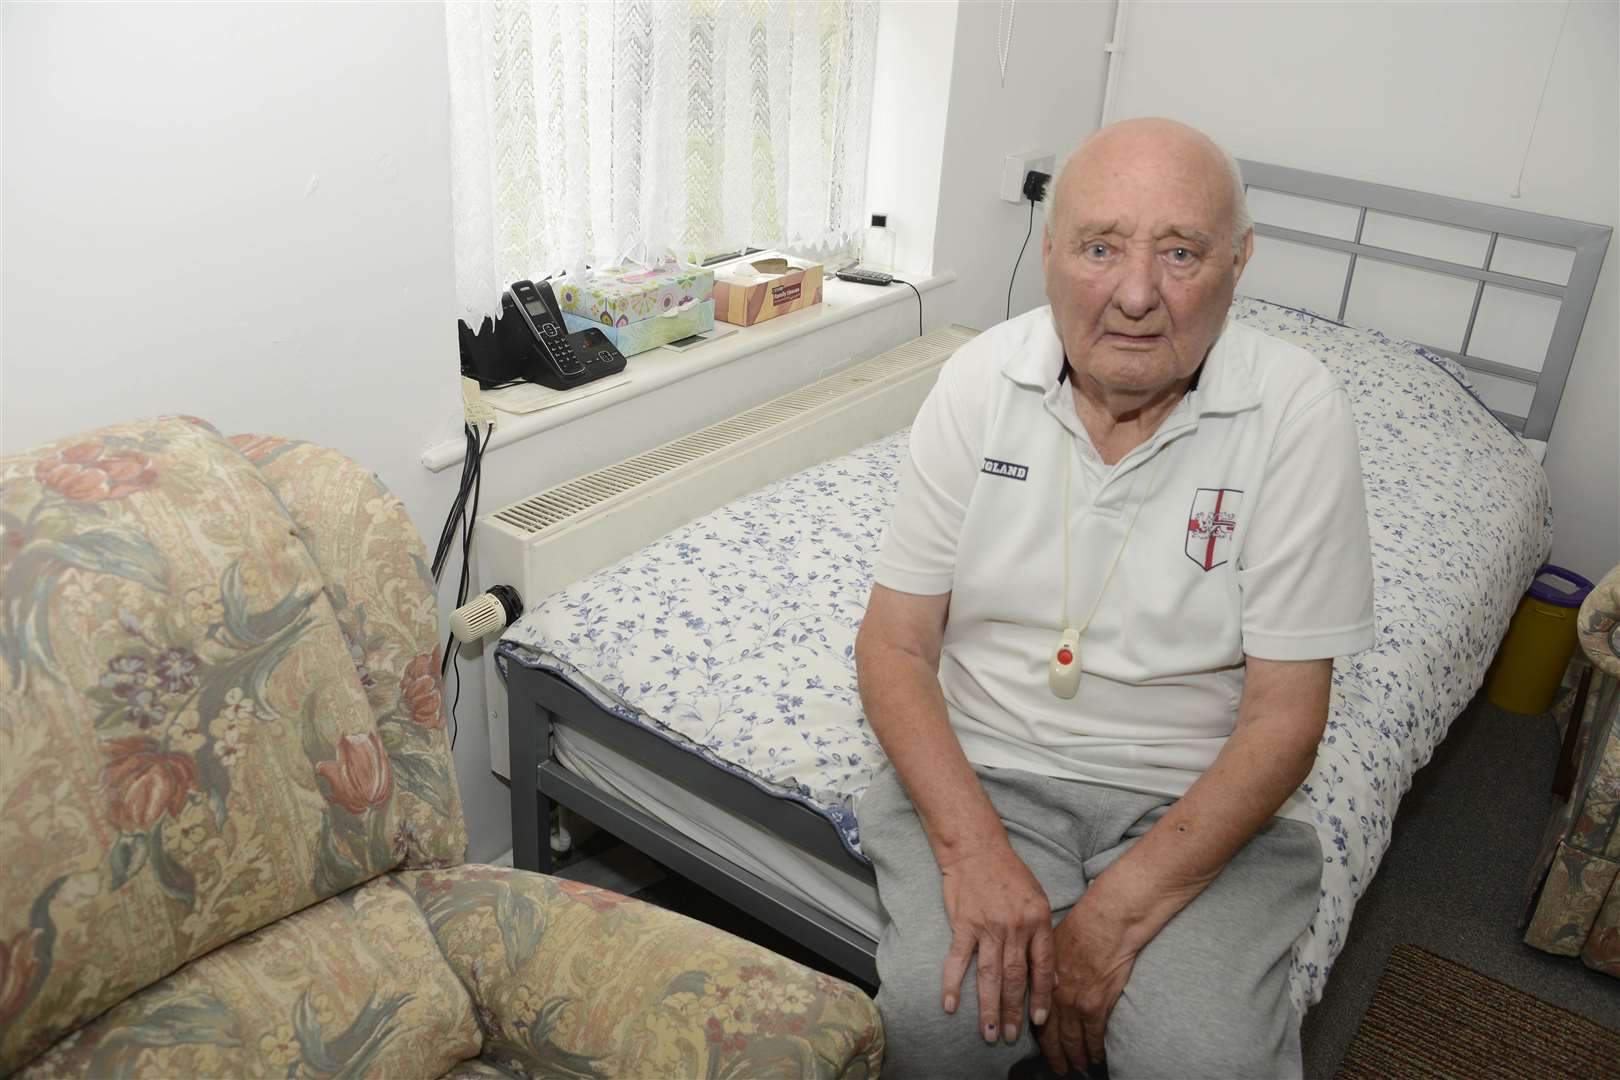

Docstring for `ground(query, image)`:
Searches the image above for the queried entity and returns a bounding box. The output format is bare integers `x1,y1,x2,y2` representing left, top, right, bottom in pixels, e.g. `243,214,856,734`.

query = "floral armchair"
1523,562,1620,977
0,417,883,1078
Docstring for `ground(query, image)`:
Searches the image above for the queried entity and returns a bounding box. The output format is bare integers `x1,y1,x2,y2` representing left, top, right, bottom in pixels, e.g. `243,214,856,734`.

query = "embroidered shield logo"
1186,488,1242,571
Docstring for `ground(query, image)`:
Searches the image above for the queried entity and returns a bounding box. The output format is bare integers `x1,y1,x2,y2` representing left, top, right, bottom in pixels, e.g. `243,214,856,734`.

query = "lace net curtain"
447,0,881,325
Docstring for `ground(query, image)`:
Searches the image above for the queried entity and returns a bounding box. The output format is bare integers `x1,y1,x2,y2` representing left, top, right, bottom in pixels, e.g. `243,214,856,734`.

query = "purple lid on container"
1527,564,1595,608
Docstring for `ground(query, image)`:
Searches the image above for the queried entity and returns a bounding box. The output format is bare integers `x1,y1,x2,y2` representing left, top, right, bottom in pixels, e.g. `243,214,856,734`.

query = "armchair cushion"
14,875,482,1079
397,866,883,1079
1,418,399,1071
230,435,465,868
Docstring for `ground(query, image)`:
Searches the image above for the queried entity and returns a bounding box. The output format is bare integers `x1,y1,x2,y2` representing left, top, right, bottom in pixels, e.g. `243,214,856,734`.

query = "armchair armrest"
395,866,882,1079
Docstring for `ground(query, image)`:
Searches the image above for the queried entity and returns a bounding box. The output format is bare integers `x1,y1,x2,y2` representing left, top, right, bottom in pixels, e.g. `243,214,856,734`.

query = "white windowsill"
421,270,956,472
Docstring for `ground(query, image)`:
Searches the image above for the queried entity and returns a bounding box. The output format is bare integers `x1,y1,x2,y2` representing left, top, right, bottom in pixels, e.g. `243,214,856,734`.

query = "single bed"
490,163,1610,1011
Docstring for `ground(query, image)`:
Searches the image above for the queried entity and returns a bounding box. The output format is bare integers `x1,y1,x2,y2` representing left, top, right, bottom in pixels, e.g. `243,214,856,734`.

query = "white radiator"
480,325,978,777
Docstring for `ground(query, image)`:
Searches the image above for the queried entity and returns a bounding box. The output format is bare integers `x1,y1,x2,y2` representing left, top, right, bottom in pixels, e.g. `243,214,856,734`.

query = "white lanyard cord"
1060,446,1165,634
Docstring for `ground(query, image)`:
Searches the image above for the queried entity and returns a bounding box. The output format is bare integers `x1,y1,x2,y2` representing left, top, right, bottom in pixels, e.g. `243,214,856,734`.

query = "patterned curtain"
446,0,881,325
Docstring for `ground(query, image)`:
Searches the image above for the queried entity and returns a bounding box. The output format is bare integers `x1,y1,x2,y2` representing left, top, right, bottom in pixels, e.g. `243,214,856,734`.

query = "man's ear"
1232,227,1255,283
1041,224,1054,274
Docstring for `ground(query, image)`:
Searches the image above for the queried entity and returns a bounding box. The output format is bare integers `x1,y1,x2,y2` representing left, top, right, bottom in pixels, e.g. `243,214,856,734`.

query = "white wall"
1108,0,1619,581
863,1,958,278
928,0,1116,332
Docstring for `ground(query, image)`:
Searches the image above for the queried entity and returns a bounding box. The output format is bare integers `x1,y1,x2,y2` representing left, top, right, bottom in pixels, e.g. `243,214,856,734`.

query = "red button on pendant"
1057,648,1074,666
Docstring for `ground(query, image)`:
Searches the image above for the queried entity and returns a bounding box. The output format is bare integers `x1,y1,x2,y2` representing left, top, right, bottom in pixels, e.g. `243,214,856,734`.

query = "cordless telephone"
499,279,627,390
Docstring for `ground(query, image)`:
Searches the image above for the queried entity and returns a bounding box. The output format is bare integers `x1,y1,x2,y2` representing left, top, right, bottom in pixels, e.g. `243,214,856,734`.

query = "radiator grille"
492,326,976,536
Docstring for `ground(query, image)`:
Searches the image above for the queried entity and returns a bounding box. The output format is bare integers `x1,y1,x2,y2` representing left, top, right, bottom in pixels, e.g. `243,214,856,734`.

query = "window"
446,0,881,325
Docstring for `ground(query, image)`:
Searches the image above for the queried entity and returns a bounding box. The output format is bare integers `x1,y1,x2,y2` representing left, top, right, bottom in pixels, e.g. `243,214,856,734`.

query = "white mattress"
500,297,1553,1011
553,725,883,940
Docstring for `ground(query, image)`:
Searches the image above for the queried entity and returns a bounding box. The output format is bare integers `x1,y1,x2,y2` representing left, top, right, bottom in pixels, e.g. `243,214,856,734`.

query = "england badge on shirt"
1186,488,1242,571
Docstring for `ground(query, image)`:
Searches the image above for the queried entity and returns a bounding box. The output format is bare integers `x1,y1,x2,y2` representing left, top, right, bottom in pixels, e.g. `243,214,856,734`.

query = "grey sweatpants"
859,763,1321,1080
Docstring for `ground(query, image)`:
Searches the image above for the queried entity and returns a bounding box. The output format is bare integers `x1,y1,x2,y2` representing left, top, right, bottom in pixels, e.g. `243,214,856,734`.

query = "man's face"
1042,133,1252,397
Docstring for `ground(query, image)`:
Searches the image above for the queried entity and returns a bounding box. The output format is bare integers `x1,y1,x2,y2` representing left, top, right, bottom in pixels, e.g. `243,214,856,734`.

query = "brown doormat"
1337,944,1620,1079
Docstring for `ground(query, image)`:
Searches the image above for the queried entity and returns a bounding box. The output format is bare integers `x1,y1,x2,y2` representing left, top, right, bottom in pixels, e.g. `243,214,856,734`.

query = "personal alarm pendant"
1049,627,1082,698
1050,447,1164,699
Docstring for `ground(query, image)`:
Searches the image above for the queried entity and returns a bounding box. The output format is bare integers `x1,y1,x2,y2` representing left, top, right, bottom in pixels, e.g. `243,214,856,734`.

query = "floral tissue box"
562,299,715,356
555,263,716,327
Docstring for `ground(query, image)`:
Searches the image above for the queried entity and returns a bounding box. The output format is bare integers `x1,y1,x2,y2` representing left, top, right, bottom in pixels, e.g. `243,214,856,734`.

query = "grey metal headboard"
1237,160,1611,441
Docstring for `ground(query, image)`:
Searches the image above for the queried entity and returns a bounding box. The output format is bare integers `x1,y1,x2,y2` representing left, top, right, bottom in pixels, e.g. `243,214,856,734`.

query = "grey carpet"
1301,692,1619,1077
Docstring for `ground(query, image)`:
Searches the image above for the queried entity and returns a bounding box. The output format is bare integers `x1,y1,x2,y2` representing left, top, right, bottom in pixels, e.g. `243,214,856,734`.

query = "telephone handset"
500,279,627,390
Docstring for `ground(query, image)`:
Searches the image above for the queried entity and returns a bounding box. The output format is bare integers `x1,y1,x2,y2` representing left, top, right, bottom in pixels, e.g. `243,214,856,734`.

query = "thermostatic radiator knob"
449,584,524,644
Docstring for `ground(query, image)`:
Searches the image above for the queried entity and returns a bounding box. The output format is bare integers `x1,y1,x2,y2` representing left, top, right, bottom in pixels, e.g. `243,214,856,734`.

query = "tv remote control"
835,267,895,286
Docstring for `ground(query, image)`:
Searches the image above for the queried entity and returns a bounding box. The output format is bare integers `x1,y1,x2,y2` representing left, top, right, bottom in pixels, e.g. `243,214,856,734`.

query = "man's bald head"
1039,116,1256,412
1048,119,1251,252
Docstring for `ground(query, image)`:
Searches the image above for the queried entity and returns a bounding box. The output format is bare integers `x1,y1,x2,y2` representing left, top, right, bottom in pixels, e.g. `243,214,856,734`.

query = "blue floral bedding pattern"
500,296,1552,1009
498,434,900,859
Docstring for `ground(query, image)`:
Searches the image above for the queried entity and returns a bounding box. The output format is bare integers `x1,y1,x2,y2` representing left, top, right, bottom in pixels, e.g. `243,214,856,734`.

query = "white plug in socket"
1000,150,1055,203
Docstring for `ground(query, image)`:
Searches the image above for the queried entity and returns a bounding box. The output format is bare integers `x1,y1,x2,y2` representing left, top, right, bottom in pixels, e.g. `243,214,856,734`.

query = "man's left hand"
1036,890,1140,1077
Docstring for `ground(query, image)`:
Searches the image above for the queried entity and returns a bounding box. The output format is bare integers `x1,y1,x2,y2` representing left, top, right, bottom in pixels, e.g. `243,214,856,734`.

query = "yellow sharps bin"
1486,565,1596,714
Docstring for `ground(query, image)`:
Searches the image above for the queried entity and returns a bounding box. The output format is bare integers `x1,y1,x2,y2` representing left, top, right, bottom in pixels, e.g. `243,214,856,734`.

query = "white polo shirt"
874,306,1375,822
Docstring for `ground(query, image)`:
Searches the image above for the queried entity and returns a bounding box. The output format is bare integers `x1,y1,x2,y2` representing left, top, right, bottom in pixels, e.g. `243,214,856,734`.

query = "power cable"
433,420,492,749
892,278,924,337
1007,198,1036,322
1005,170,1050,322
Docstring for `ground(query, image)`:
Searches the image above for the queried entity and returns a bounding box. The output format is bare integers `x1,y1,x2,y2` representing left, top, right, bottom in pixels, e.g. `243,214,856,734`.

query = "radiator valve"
450,585,524,643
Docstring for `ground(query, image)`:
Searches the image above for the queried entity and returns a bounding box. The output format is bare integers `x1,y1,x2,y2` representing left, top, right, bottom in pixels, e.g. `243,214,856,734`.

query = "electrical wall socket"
1000,150,1054,203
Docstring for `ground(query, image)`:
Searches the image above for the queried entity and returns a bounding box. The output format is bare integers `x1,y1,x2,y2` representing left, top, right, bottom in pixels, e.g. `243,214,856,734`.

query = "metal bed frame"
504,163,1612,987
506,658,882,983
1239,161,1611,440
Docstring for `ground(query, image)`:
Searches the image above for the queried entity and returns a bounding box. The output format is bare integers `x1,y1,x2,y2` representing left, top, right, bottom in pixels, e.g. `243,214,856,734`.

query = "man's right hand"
939,842,1055,1046
856,586,1053,1043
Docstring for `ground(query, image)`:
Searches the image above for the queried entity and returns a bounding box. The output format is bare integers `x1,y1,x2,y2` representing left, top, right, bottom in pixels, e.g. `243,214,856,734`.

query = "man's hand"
859,586,1056,1043
1031,654,1333,1074
1036,889,1140,1076
939,843,1055,1045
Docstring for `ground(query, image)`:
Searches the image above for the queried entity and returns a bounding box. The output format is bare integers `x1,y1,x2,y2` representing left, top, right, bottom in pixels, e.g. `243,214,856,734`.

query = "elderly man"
854,117,1374,1079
